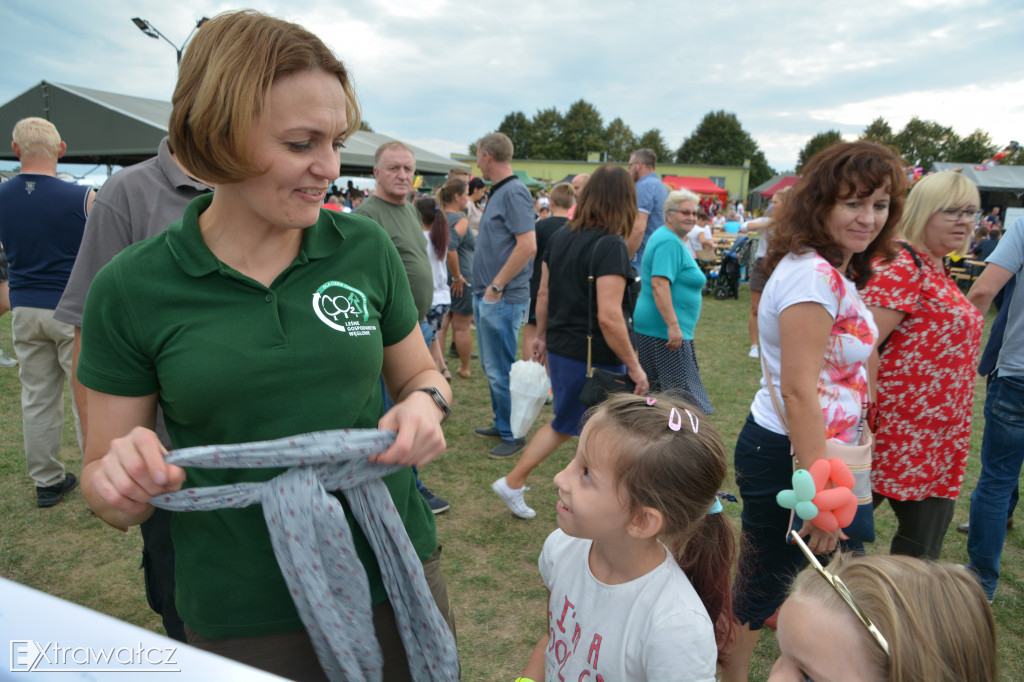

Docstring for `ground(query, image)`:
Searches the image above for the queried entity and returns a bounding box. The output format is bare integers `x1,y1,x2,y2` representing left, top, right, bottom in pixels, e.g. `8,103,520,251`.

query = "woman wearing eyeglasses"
631,189,713,413
722,141,905,682
770,535,997,681
860,172,984,560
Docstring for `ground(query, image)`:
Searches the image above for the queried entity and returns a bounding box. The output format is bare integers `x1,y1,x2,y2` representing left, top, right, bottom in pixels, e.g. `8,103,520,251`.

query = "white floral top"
751,251,877,443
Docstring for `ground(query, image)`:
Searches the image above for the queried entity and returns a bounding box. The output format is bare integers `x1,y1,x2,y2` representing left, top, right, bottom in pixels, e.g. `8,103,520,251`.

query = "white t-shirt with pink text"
538,530,716,682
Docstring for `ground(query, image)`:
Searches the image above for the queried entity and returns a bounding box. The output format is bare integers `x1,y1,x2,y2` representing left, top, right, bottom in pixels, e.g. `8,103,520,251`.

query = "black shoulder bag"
577,235,637,407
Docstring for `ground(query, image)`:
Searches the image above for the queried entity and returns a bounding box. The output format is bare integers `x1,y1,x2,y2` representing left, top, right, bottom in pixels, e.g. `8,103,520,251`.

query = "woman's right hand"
532,337,547,366
91,426,186,519
627,364,649,396
450,276,465,298
797,520,847,555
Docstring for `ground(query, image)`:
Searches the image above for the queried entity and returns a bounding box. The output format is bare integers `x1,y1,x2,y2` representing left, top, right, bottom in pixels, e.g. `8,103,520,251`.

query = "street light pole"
131,17,208,65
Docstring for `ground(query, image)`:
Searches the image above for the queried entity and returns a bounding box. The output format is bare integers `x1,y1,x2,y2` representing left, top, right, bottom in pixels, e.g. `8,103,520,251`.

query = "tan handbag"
761,356,875,542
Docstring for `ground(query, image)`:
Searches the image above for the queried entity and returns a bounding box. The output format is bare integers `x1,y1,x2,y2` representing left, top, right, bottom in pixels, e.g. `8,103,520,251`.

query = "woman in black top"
490,164,648,519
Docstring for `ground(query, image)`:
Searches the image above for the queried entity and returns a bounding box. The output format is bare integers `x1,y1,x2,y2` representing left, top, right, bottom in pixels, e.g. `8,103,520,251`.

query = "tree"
358,120,374,132
529,107,567,160
636,128,672,166
675,110,775,186
497,111,532,159
895,117,959,169
859,117,895,148
603,118,637,162
797,130,844,172
951,129,998,164
561,99,605,161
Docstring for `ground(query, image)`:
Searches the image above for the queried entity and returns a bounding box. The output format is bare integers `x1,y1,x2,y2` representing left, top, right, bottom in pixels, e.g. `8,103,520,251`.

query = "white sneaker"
491,477,536,519
0,349,17,368
748,344,759,359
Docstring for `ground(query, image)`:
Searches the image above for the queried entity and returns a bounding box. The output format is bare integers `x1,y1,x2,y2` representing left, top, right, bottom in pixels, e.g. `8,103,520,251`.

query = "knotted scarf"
150,429,459,681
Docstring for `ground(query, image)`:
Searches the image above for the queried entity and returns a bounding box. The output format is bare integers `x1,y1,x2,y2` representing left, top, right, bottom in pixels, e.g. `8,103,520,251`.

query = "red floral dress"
861,243,983,500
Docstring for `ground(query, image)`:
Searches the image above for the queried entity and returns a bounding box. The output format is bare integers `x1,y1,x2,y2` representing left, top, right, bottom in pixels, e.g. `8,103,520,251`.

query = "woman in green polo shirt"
77,11,454,681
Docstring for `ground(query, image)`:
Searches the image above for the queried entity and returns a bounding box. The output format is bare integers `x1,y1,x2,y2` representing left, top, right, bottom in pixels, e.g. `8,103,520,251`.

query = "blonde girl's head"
588,392,736,650
785,554,996,681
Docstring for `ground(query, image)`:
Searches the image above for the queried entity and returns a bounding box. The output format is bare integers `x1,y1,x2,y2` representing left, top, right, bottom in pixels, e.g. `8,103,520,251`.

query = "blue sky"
1,0,1022,179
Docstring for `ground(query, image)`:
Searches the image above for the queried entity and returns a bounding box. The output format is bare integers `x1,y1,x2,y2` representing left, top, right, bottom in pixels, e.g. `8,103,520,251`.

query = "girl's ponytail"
674,510,736,654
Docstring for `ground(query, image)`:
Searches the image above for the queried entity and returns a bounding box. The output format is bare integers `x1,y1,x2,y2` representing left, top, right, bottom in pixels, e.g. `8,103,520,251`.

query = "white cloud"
808,79,1024,144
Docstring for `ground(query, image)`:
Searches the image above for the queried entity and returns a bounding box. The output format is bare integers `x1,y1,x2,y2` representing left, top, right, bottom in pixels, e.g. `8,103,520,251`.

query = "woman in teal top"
632,189,714,413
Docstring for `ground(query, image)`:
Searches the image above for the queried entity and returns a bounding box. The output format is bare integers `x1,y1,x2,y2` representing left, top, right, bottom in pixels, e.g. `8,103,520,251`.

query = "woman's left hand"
665,325,683,351
450,277,465,298
797,520,847,555
373,390,447,467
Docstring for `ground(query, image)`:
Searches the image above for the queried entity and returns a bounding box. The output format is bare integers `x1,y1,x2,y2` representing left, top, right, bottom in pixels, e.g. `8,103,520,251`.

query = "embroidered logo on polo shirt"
312,281,376,336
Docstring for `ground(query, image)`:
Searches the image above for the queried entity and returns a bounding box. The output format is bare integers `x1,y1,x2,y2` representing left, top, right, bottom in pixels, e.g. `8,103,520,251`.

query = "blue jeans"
968,374,1024,599
473,295,528,441
419,319,435,349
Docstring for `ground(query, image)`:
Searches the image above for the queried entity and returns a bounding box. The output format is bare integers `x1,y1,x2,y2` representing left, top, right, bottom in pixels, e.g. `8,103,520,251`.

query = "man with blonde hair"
0,117,93,507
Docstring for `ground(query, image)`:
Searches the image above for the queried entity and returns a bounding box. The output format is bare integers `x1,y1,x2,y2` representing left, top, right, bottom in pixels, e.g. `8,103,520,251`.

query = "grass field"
1,285,1021,680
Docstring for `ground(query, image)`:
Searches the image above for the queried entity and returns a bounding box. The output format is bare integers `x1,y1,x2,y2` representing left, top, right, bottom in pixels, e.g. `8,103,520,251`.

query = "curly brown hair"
764,141,905,288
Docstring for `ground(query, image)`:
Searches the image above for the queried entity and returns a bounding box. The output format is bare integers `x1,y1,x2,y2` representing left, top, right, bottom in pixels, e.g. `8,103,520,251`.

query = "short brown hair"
765,141,905,288
169,10,361,184
569,164,636,238
630,148,657,168
374,141,414,169
477,132,514,163
548,182,575,210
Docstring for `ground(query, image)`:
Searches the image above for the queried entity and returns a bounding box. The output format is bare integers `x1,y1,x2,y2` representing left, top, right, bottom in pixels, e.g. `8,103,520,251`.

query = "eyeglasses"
789,530,890,656
939,208,982,222
668,209,699,218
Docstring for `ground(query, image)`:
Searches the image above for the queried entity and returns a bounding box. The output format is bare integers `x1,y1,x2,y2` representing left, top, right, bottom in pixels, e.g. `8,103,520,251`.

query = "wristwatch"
411,387,451,423
490,283,503,294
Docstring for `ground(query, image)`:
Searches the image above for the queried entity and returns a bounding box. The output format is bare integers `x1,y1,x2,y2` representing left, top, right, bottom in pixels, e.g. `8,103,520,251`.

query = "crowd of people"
0,9,1018,681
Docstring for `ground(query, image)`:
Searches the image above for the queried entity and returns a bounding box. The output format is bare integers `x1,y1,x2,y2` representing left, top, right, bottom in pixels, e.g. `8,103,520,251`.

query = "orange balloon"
827,459,855,489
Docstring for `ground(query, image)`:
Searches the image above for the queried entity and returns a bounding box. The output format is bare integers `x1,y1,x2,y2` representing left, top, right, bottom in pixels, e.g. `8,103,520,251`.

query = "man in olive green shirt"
356,141,450,514
355,142,432,321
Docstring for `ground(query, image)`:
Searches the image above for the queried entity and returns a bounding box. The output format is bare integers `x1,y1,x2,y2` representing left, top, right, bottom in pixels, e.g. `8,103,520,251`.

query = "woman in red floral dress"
862,171,984,560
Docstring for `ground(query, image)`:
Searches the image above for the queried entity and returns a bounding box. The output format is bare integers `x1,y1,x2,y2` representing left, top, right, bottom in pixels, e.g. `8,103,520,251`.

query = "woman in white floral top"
862,172,983,560
722,141,906,682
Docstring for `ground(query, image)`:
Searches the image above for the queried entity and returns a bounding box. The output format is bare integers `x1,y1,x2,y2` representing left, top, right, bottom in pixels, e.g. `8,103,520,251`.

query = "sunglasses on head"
789,530,890,656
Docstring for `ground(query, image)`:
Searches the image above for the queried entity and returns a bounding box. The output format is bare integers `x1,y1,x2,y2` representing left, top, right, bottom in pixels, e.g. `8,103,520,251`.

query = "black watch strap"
411,387,450,423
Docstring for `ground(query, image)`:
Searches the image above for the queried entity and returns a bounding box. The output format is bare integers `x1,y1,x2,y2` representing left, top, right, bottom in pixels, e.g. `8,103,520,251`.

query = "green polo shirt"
354,194,433,320
78,193,437,638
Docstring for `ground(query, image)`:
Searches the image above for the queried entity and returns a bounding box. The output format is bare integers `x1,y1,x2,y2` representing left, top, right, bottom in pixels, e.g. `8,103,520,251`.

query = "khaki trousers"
11,306,82,487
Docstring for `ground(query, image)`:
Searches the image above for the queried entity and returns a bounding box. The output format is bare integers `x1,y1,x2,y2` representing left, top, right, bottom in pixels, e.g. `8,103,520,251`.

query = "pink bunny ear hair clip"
668,407,699,434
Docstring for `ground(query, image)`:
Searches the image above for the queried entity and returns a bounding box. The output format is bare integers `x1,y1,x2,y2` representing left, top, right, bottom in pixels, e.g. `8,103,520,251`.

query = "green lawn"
0,286,1020,680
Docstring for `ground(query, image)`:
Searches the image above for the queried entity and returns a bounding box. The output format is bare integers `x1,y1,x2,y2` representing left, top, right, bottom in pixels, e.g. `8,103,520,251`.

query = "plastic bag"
508,360,551,439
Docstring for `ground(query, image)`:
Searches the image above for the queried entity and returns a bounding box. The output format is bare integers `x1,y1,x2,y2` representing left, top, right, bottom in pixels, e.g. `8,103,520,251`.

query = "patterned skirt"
632,332,714,414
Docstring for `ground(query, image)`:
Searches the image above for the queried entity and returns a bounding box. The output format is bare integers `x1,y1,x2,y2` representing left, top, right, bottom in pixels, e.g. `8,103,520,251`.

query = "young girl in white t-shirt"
518,393,735,682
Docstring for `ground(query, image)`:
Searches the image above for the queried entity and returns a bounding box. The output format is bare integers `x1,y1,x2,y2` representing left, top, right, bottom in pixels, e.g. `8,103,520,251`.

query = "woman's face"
231,70,348,232
922,203,978,258
666,200,698,237
768,592,882,682
457,191,469,211
825,187,891,260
